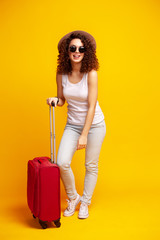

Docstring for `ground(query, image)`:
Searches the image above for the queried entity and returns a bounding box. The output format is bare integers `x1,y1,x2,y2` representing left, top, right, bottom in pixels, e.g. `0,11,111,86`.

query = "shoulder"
56,72,63,82
88,69,98,78
56,73,65,86
56,72,67,87
87,70,98,85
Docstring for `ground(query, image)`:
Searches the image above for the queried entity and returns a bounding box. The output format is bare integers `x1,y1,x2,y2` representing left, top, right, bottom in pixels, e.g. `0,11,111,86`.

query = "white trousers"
57,119,106,205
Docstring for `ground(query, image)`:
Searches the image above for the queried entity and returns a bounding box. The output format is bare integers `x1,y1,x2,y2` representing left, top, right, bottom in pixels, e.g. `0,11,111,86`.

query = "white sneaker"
78,202,89,219
63,194,81,217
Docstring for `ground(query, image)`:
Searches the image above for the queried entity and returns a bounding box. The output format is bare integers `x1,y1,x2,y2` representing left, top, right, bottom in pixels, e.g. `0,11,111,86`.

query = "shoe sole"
78,214,89,219
63,195,81,217
63,211,75,217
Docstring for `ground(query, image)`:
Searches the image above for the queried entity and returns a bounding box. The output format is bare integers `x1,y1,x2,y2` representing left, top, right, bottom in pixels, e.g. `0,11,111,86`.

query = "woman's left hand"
77,135,87,150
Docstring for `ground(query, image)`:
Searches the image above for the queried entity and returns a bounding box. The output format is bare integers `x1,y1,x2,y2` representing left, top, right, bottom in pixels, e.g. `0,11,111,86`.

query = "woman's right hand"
46,97,58,107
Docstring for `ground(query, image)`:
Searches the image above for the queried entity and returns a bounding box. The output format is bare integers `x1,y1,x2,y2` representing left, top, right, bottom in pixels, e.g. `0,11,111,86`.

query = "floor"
1,186,160,240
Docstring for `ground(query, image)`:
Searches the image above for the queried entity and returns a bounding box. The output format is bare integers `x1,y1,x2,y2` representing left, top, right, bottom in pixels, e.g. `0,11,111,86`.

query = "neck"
70,61,82,73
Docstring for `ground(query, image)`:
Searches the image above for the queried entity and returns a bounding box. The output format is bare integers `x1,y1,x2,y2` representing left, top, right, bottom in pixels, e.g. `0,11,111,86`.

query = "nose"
75,47,79,53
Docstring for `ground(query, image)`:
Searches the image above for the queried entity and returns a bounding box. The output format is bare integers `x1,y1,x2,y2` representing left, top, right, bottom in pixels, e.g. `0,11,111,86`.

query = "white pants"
57,119,106,205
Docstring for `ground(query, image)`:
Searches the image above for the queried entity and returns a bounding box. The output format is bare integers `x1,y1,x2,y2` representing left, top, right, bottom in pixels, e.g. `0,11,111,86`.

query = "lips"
73,55,80,58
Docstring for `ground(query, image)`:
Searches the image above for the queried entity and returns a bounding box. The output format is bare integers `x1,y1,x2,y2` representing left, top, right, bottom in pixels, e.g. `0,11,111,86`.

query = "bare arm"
56,73,65,106
77,70,98,150
47,73,65,107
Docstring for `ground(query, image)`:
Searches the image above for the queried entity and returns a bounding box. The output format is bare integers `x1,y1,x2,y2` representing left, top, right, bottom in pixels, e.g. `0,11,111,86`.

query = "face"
68,38,85,63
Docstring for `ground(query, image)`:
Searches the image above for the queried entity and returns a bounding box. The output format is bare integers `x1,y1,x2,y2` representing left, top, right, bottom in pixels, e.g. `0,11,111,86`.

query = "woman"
47,30,106,219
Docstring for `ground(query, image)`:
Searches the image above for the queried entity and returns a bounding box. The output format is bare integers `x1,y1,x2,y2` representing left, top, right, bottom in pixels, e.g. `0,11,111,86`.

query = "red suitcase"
27,103,61,229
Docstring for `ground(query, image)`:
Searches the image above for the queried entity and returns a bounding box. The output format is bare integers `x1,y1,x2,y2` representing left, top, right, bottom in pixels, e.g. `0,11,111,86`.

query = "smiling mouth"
73,55,80,58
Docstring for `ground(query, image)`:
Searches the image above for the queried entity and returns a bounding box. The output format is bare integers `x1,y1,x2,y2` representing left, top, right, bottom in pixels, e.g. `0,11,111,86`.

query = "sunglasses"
69,45,86,53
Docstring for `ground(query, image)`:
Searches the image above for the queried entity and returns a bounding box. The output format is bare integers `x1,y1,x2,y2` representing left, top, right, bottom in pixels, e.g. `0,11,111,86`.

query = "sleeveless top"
62,72,104,125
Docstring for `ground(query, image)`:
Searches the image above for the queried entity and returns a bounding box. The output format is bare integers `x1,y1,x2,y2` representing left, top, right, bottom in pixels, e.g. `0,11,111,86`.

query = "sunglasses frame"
69,45,86,53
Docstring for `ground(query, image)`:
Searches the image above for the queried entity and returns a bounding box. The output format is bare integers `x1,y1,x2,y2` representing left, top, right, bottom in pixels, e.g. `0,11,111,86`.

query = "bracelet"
55,97,59,105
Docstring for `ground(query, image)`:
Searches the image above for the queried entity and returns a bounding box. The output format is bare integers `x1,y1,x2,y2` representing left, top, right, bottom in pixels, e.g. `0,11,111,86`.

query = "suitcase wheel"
39,219,47,229
53,219,61,228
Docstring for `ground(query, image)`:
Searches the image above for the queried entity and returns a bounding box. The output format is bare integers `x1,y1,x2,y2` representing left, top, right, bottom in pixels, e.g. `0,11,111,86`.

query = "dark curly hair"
56,33,99,74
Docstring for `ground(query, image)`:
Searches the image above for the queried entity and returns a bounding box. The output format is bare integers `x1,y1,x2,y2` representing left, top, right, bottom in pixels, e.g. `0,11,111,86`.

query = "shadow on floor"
7,197,66,229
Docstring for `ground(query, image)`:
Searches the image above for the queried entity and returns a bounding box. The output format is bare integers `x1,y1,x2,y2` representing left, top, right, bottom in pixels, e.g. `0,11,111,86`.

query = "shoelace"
66,199,76,211
80,203,88,213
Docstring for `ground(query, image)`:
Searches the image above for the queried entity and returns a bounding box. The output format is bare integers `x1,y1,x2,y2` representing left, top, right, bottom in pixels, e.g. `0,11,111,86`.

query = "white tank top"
62,72,104,125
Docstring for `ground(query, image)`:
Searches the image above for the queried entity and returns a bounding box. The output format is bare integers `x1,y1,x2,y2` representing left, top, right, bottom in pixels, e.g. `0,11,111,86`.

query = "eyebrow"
69,44,84,47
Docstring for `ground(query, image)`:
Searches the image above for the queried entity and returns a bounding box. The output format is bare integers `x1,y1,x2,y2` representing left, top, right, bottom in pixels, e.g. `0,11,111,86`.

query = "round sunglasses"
69,45,86,53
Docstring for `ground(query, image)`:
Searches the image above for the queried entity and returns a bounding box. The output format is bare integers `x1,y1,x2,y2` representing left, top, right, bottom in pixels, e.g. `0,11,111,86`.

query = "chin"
71,57,83,63
73,60,82,63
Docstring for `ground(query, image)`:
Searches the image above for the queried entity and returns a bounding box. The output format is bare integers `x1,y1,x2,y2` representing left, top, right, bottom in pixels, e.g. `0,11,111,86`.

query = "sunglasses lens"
69,46,76,52
79,46,86,53
69,45,86,53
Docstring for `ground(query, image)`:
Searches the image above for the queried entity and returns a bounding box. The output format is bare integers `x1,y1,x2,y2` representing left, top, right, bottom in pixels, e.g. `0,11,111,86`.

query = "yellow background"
0,0,160,239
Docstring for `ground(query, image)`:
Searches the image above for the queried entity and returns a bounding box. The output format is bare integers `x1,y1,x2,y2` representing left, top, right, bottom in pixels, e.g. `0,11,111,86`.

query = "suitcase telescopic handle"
49,101,56,164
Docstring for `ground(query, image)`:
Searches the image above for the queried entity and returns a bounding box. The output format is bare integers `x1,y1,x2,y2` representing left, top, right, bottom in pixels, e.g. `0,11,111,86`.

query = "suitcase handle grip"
51,101,55,107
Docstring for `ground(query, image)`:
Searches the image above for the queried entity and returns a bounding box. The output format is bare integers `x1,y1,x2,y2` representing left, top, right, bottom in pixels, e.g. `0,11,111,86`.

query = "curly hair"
56,33,99,74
